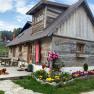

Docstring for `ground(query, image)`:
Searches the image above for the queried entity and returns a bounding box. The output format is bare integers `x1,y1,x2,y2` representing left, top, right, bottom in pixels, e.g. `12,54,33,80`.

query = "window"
13,47,16,57
34,14,43,23
10,48,12,53
19,46,22,52
39,15,43,21
76,43,85,54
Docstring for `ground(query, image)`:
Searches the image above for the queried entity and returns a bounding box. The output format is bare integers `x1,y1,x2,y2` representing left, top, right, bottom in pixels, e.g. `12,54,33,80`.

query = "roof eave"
26,1,43,15
26,1,69,15
7,35,51,47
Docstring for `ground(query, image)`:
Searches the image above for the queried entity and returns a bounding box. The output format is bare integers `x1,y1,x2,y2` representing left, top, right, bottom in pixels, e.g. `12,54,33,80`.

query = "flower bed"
72,70,94,78
32,69,73,86
32,51,94,87
32,69,94,87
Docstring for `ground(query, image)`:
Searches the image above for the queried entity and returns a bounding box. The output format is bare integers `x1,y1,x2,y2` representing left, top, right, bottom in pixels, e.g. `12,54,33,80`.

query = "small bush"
83,63,88,71
60,72,72,82
34,70,48,80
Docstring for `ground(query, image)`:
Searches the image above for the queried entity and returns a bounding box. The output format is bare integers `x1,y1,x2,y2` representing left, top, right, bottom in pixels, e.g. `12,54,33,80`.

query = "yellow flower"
48,71,51,75
46,77,54,82
55,76,60,78
39,76,42,78
39,76,42,79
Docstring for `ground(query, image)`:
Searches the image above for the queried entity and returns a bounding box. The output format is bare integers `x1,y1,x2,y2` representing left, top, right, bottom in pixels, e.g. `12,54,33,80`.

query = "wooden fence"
0,52,8,57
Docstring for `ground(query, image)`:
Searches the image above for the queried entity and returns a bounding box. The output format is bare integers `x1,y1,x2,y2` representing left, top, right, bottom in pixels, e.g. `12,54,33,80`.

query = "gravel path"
0,80,42,94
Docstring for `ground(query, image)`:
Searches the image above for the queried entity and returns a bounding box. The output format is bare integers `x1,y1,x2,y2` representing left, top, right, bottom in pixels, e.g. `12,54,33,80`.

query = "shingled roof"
7,27,32,46
20,21,32,33
7,0,94,47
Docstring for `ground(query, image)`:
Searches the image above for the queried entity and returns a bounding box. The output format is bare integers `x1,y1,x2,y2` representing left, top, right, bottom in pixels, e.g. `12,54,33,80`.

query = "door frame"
27,44,32,63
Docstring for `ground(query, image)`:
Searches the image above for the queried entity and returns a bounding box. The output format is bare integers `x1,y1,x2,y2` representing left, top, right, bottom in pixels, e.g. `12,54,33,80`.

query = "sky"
0,0,94,32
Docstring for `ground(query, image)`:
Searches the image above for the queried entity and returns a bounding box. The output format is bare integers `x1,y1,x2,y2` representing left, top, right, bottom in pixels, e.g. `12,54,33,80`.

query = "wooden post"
44,6,47,28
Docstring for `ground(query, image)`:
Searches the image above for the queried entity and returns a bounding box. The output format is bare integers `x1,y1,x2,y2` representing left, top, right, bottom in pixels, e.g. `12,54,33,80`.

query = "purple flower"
47,51,59,62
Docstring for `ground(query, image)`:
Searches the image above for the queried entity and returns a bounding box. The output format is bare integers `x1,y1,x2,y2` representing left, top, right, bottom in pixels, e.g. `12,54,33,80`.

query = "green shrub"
61,62,65,67
27,64,33,72
60,72,72,82
34,70,48,80
83,63,88,71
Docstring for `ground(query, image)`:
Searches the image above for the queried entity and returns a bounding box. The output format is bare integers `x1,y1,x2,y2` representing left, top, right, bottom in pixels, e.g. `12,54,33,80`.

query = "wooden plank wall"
46,6,64,26
56,6,94,41
32,9,44,33
31,6,65,33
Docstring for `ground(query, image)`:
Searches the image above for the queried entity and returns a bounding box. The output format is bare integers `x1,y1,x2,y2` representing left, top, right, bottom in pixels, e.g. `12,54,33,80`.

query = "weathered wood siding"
32,6,65,33
55,6,94,41
9,46,17,58
9,48,13,58
52,36,94,67
22,45,28,61
32,38,52,64
32,9,44,33
9,45,28,61
46,6,64,27
41,38,52,63
15,47,19,58
32,21,44,33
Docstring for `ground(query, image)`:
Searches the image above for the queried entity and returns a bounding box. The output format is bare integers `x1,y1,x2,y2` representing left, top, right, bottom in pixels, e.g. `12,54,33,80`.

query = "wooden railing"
0,52,8,57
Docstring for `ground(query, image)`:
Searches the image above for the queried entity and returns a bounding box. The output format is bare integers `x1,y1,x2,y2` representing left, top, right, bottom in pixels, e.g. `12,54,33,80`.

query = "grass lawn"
13,76,94,94
0,42,8,56
0,91,4,94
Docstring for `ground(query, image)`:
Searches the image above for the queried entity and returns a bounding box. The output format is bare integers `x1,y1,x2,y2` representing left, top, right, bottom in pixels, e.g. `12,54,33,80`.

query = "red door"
35,41,41,64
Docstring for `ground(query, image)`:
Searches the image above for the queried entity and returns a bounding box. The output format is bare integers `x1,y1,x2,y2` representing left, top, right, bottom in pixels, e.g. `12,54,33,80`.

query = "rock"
49,82,57,86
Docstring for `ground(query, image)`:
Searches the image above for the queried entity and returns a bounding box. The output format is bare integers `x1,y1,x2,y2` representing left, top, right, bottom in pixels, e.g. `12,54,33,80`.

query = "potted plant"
27,64,33,72
83,63,88,71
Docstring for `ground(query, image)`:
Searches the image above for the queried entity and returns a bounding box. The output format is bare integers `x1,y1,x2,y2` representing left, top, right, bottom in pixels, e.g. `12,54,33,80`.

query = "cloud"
16,5,33,14
60,0,78,4
0,0,13,13
0,0,93,32
0,21,19,31
15,0,78,15
16,14,31,23
15,0,34,14
88,3,94,13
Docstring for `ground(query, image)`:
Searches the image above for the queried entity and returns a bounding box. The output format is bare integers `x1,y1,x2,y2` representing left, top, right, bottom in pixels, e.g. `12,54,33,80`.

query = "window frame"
76,42,85,54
